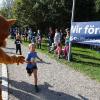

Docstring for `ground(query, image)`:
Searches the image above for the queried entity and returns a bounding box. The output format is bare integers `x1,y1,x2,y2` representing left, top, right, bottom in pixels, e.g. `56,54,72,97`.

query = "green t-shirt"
65,36,70,45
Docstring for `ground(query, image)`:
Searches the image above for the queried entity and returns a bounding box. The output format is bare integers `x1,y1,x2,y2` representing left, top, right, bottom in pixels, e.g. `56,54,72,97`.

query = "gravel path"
6,39,100,100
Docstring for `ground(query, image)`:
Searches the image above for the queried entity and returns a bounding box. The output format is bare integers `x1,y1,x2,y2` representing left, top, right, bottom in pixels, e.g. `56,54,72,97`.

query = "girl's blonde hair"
28,43,36,48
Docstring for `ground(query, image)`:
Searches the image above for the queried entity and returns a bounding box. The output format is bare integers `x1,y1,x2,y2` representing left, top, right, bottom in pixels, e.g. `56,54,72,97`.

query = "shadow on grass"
73,53,100,61
72,58,100,67
72,49,91,53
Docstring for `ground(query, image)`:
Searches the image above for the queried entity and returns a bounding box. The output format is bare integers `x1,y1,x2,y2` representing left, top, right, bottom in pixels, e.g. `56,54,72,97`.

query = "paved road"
5,39,100,100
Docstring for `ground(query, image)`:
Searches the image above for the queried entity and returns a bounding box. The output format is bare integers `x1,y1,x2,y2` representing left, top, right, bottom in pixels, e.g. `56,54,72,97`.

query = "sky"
0,0,3,8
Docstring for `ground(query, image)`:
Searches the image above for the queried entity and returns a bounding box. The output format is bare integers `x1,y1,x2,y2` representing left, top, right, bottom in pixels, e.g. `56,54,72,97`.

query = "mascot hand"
16,55,25,65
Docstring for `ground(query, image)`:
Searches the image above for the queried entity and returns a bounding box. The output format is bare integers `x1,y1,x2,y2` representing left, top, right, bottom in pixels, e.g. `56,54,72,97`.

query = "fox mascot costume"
0,15,25,65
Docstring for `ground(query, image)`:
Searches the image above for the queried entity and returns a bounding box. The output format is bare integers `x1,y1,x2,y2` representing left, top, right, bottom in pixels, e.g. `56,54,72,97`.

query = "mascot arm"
0,48,25,64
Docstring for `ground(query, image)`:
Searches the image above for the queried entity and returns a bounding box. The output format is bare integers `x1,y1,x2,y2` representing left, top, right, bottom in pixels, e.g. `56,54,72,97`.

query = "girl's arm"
35,52,42,61
37,56,42,61
25,60,31,64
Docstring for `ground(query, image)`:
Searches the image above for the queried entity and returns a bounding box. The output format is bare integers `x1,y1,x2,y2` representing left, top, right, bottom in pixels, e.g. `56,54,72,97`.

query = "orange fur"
0,15,25,65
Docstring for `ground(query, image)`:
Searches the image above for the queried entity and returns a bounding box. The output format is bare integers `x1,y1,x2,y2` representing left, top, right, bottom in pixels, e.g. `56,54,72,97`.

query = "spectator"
36,29,42,49
15,34,22,55
47,27,54,51
31,32,36,43
55,42,63,58
54,28,61,47
28,28,33,43
59,29,64,44
63,29,70,59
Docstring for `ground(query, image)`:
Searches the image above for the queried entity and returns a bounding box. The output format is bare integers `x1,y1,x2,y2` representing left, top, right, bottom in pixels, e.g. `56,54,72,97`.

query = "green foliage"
0,0,15,18
0,8,8,17
94,0,100,20
10,0,72,29
1,0,100,29
95,0,100,12
75,0,96,21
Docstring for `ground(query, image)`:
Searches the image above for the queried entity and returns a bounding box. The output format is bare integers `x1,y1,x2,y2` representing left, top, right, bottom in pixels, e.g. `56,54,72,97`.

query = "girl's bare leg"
33,69,39,92
33,69,37,85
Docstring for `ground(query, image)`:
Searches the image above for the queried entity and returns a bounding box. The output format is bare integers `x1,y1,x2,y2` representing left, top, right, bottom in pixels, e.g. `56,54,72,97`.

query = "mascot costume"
0,15,25,65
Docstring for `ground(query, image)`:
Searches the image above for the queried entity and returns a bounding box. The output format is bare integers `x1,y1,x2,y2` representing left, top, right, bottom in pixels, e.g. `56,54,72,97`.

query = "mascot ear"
0,15,16,29
0,15,16,47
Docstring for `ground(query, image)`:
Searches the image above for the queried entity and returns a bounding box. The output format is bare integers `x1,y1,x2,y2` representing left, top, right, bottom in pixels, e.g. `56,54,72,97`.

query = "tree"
95,0,100,20
75,0,96,21
12,0,72,29
7,0,99,31
0,0,14,18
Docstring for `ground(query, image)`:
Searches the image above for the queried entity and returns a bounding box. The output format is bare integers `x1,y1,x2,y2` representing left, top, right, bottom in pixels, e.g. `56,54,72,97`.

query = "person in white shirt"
54,28,61,47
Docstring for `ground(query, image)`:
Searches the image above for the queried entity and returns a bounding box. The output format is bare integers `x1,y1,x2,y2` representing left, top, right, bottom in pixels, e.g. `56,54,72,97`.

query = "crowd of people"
47,27,70,59
10,27,70,59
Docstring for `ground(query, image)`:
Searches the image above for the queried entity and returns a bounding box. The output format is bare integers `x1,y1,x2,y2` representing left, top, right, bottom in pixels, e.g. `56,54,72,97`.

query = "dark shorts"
26,65,37,75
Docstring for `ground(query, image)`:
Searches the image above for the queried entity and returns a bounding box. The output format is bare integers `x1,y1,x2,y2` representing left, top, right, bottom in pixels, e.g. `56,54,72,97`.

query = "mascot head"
0,15,16,47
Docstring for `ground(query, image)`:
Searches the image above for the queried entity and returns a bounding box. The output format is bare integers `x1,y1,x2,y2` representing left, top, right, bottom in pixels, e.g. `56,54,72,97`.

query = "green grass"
71,46,100,81
22,38,100,82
